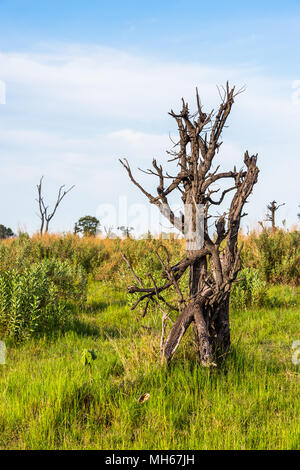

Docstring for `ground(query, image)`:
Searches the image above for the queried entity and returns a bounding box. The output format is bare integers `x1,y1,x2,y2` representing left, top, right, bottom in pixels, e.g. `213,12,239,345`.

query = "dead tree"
120,83,259,366
36,176,74,235
265,200,285,232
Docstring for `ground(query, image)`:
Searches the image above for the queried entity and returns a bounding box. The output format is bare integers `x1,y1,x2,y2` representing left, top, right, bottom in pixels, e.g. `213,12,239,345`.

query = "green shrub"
230,268,268,310
0,259,87,341
241,229,300,285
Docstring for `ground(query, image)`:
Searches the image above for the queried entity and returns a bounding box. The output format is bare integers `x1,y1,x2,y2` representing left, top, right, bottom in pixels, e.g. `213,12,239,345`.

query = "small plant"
81,348,97,366
81,348,97,384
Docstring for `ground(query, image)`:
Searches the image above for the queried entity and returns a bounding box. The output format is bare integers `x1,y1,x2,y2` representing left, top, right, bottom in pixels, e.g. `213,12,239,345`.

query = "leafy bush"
241,229,300,285
0,259,87,341
230,268,268,310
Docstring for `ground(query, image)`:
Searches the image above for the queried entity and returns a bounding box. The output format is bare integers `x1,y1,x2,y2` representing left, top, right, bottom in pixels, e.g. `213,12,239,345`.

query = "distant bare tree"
104,226,117,239
36,177,74,235
265,200,285,232
120,83,259,366
118,226,134,238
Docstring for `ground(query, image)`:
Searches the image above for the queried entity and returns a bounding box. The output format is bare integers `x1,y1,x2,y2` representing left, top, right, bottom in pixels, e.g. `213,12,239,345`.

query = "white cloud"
0,44,299,233
0,46,259,120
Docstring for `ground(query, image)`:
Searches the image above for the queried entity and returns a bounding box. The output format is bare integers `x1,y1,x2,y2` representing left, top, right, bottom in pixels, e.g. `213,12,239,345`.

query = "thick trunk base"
161,256,231,366
162,296,230,366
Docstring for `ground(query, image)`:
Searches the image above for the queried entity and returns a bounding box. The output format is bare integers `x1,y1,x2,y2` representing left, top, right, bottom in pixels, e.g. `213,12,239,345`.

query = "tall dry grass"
0,226,299,286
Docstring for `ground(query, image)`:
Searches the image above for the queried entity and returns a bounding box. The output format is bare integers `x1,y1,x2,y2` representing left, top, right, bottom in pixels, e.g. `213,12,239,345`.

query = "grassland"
0,281,299,450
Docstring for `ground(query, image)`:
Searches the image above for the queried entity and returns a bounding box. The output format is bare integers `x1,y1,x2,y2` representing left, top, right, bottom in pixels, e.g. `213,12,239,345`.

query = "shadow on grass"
3,312,132,346
159,341,290,382
86,297,127,313
62,317,101,337
2,320,101,347
215,343,290,376
64,315,135,340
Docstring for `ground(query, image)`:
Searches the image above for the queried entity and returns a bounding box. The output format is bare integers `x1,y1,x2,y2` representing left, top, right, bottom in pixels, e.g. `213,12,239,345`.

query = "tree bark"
206,296,230,357
189,257,230,364
162,303,194,364
193,304,213,366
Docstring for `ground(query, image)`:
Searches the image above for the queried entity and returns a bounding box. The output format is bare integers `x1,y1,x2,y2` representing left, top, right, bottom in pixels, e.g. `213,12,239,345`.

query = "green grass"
0,282,299,450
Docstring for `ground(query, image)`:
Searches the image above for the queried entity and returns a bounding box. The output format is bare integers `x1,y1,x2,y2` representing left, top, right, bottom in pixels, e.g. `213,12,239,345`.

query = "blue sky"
1,0,300,72
0,1,299,234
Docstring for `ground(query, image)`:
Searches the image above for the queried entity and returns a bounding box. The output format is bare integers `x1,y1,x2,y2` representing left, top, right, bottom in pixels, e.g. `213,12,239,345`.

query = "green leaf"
81,348,97,366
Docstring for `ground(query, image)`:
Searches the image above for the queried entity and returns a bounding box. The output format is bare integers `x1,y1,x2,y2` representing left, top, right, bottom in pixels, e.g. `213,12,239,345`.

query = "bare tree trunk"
265,200,285,233
206,296,230,357
40,218,44,236
193,304,213,366
163,304,194,364
188,257,230,364
36,177,74,235
189,257,207,296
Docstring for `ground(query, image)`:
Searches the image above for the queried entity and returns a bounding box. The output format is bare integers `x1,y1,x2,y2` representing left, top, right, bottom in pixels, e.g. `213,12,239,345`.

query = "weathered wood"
36,177,74,235
193,304,214,366
162,303,194,364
